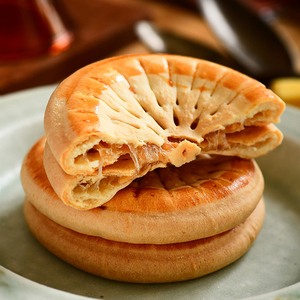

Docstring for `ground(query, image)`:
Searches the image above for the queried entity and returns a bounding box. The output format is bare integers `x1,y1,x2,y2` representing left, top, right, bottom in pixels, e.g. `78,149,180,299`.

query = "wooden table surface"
1,0,300,95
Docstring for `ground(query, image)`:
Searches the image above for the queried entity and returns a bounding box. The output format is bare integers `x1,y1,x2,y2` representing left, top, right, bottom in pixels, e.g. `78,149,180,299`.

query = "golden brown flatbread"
21,137,264,243
44,54,283,210
24,198,265,283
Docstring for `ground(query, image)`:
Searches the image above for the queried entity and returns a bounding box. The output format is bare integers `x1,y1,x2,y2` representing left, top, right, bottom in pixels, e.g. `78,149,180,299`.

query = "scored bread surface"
22,137,264,244
44,54,284,209
24,198,265,283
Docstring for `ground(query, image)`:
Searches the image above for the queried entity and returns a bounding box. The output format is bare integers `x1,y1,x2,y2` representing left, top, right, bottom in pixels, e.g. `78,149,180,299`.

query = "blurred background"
1,0,300,107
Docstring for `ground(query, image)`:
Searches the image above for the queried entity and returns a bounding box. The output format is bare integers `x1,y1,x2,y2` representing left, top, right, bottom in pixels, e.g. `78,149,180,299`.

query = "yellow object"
270,77,300,108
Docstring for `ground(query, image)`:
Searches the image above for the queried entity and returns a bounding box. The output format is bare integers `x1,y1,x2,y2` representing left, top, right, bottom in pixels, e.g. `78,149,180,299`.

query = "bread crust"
21,137,264,244
23,198,265,283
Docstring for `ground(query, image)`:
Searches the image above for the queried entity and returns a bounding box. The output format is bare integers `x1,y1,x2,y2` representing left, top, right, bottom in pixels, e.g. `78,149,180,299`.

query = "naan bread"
44,54,284,209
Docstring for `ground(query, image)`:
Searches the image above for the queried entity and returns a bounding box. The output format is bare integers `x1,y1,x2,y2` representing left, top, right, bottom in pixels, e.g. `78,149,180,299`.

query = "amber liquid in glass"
0,0,73,62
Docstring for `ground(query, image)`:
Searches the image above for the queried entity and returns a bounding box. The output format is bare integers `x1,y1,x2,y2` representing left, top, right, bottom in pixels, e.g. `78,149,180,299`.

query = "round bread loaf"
44,54,284,210
21,137,264,244
24,198,265,283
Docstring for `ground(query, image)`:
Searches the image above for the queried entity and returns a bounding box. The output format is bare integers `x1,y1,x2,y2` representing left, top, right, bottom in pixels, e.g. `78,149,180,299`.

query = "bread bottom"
24,198,265,283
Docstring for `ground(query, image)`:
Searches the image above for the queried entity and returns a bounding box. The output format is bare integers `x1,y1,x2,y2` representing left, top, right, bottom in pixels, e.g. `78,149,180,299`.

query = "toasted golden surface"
24,198,265,283
44,54,283,209
21,137,264,244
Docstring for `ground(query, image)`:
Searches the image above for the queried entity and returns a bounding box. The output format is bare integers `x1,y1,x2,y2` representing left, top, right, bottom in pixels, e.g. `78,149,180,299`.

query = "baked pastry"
44,54,284,210
21,54,284,283
24,198,265,283
22,139,265,283
21,137,264,244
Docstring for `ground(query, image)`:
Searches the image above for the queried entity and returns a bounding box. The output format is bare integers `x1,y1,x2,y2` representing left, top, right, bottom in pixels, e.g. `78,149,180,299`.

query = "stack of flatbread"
21,54,285,283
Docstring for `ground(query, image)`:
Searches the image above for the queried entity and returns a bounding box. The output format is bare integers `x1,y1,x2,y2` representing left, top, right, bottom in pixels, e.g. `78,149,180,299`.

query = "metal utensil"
134,20,239,69
197,0,295,81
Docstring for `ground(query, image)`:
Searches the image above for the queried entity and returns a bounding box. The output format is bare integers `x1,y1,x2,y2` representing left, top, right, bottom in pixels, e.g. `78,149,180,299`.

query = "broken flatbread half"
44,54,284,209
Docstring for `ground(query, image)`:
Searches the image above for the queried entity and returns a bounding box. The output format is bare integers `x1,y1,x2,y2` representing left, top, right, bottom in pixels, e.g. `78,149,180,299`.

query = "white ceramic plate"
0,85,300,300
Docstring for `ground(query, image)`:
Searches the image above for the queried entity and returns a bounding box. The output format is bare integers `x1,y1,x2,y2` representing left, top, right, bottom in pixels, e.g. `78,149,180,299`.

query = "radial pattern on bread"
44,54,284,209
